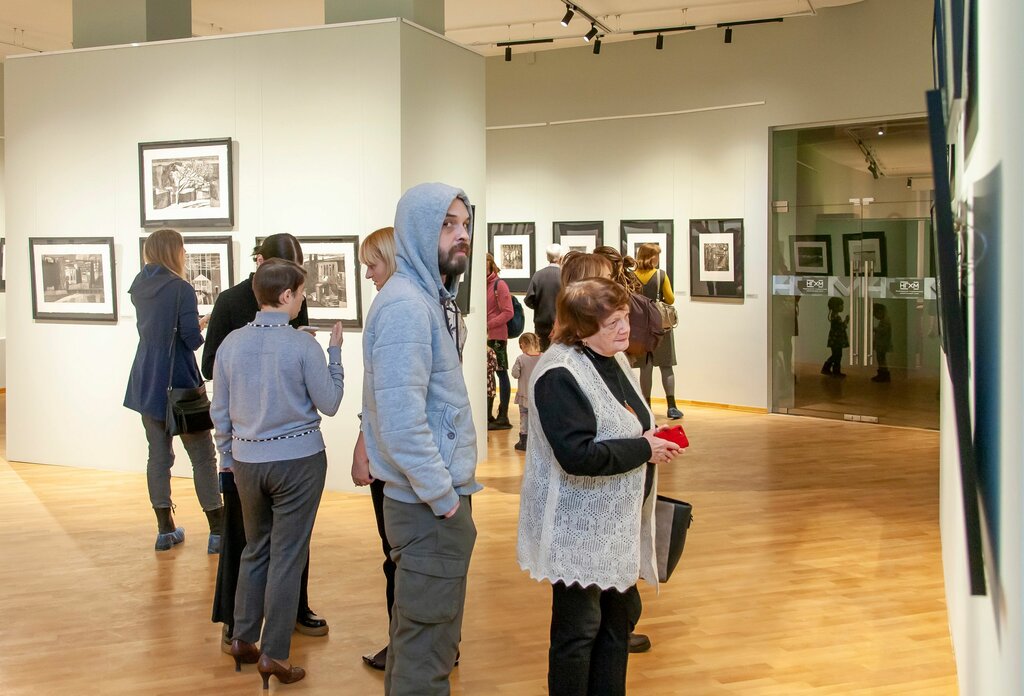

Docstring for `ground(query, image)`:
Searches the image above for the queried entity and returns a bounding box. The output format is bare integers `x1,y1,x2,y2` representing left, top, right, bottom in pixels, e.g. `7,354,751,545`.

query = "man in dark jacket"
523,243,563,350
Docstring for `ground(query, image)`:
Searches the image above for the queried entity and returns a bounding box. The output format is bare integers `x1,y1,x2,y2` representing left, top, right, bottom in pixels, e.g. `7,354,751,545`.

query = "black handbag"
165,287,213,436
654,495,693,582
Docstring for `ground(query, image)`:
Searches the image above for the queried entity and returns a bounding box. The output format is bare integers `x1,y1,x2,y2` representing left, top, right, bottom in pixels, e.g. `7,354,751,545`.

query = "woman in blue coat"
124,228,223,552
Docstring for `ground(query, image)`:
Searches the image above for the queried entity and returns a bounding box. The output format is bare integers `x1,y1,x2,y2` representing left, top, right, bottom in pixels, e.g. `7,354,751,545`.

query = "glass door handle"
849,258,858,366
865,260,874,366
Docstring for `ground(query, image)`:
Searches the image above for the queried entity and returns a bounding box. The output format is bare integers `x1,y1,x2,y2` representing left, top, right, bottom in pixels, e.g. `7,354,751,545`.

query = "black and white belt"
233,427,320,443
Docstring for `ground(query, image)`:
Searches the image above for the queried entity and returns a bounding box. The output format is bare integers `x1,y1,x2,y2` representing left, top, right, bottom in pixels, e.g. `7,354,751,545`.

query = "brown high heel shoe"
230,639,260,672
257,653,305,689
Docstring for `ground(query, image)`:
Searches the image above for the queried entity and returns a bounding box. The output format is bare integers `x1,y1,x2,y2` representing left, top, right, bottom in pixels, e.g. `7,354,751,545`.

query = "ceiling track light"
724,27,732,43
877,126,886,136
584,24,599,42
593,37,601,54
561,6,575,27
504,45,512,61
655,33,664,49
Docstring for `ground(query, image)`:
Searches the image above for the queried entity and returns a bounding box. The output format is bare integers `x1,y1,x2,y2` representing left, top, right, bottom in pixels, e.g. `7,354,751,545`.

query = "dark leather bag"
654,495,693,582
165,287,213,436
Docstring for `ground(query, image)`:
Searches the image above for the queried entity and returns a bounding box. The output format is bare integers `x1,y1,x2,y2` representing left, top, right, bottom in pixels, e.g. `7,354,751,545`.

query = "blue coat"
124,265,205,420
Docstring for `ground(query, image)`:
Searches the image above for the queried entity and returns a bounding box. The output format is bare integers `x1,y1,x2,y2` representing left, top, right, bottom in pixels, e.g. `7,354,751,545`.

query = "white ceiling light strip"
486,100,766,131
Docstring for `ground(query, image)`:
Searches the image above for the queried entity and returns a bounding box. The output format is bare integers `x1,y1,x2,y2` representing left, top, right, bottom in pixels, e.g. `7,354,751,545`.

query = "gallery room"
0,0,1021,694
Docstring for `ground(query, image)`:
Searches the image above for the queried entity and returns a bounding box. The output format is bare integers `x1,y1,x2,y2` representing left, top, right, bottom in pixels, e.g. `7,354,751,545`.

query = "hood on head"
129,264,180,299
393,182,472,302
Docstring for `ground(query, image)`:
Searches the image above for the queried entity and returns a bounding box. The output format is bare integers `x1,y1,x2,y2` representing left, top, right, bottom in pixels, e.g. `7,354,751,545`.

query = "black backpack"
494,280,525,338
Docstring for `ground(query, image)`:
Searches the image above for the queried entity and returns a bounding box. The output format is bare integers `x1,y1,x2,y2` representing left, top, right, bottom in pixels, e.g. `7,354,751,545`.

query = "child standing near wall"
510,332,542,452
871,302,893,383
821,297,849,378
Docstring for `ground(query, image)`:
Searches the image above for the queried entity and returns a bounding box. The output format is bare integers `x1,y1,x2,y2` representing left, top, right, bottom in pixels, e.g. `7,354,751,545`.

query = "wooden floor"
0,396,957,695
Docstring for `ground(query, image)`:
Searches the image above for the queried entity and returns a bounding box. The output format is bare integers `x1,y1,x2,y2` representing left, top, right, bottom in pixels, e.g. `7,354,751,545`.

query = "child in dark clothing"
821,297,849,377
871,302,893,382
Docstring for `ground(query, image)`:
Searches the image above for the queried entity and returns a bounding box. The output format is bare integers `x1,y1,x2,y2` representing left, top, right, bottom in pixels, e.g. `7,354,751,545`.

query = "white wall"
941,1,1024,693
3,20,486,492
1,65,7,387
485,0,933,408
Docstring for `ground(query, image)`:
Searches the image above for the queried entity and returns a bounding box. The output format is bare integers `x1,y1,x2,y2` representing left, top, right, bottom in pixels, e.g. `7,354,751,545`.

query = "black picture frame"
296,236,363,329
688,218,744,299
488,222,535,294
553,221,605,254
29,237,118,322
790,235,833,276
841,231,888,277
140,235,235,315
0,238,6,292
139,137,234,228
454,205,475,316
620,220,674,282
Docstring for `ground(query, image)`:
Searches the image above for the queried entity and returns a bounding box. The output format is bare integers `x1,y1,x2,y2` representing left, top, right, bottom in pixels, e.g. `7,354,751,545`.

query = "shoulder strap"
655,270,663,302
167,284,182,390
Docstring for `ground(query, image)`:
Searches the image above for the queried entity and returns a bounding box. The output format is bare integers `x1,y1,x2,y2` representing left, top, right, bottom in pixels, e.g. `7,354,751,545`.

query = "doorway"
770,118,940,429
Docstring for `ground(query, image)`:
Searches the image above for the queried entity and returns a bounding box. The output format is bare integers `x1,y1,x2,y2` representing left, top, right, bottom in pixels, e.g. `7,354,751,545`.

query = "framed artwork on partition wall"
790,235,833,276
689,219,745,299
29,237,117,322
298,236,363,329
620,220,674,281
553,221,604,255
139,138,234,228
841,231,888,277
454,205,476,316
488,222,535,293
0,238,6,292
139,236,234,315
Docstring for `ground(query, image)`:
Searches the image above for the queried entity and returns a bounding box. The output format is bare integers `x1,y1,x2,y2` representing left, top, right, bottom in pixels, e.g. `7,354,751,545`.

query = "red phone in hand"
654,425,689,448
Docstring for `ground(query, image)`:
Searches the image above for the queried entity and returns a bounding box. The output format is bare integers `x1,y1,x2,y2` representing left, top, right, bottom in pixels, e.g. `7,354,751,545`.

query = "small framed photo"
488,222,535,293
139,138,234,228
454,205,476,316
790,235,833,276
553,221,604,255
139,235,235,314
842,231,888,277
689,219,744,299
621,220,674,280
30,237,117,322
298,236,363,329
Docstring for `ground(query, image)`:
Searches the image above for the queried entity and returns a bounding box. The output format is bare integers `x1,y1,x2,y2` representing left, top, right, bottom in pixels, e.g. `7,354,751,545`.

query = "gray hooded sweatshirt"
361,182,481,515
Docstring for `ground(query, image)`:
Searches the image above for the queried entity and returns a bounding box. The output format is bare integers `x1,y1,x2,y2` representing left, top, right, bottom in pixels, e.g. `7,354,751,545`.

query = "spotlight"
584,24,598,42
593,38,601,54
656,33,664,49
907,177,913,189
561,6,575,27
877,126,885,136
504,45,511,61
724,27,732,43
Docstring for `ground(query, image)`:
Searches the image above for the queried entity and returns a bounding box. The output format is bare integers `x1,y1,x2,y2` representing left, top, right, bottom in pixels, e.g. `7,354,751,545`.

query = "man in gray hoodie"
361,182,480,696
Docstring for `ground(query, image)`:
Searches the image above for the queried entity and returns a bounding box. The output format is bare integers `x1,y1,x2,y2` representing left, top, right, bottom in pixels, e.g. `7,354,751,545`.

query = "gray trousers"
141,414,221,511
384,495,476,696
232,450,327,660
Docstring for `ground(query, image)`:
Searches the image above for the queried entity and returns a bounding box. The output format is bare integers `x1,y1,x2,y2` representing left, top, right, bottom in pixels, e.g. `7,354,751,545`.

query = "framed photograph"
29,237,117,322
620,220,674,281
553,221,604,255
790,235,833,275
842,231,888,277
689,219,745,299
454,205,476,316
139,236,234,314
0,238,6,292
298,236,363,329
488,222,535,293
139,138,234,228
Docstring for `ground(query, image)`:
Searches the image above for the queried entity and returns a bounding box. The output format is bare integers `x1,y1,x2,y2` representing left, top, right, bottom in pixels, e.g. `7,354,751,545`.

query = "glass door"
770,121,940,429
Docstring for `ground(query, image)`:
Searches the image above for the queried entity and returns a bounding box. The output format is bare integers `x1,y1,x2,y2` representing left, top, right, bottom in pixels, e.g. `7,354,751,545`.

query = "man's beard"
439,243,470,279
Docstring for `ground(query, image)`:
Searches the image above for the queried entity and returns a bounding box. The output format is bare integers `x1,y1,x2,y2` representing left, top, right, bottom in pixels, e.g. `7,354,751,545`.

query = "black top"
523,264,561,330
201,273,309,379
534,346,653,479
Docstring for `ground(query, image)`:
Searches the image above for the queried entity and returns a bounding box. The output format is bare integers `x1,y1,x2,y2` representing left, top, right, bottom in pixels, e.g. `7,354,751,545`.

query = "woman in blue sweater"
211,258,344,688
124,228,223,552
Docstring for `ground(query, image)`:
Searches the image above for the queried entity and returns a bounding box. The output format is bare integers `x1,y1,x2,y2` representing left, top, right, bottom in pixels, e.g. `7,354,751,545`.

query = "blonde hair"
143,228,185,277
560,251,613,285
518,332,541,353
635,243,661,271
359,227,397,282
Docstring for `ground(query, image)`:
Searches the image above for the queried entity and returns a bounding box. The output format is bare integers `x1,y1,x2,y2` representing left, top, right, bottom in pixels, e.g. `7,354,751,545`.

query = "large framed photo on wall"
139,138,234,228
620,220,674,280
298,236,363,329
139,235,235,315
488,222,535,293
689,218,745,299
841,231,888,277
29,237,118,322
553,221,604,255
790,235,833,276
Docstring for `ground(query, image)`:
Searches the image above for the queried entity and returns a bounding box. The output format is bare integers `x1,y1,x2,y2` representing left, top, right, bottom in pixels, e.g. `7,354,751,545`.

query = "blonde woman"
124,228,223,552
634,243,682,419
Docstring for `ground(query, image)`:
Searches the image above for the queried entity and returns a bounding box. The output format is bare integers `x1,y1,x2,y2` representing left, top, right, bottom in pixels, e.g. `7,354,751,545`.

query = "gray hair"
546,243,564,263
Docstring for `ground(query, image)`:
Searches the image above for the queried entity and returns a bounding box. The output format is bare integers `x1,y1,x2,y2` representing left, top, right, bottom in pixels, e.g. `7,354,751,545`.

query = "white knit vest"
517,343,658,592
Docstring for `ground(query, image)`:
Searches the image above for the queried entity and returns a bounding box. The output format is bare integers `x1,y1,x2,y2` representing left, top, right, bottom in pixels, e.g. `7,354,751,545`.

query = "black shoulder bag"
165,286,214,436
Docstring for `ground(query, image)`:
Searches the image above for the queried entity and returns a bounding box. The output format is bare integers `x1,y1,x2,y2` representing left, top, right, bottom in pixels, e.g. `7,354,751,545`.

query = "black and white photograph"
553,221,604,255
454,204,476,316
791,235,834,276
139,236,234,314
139,138,234,228
29,238,117,322
488,222,535,293
689,218,745,299
621,219,674,280
297,236,363,328
842,231,888,277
